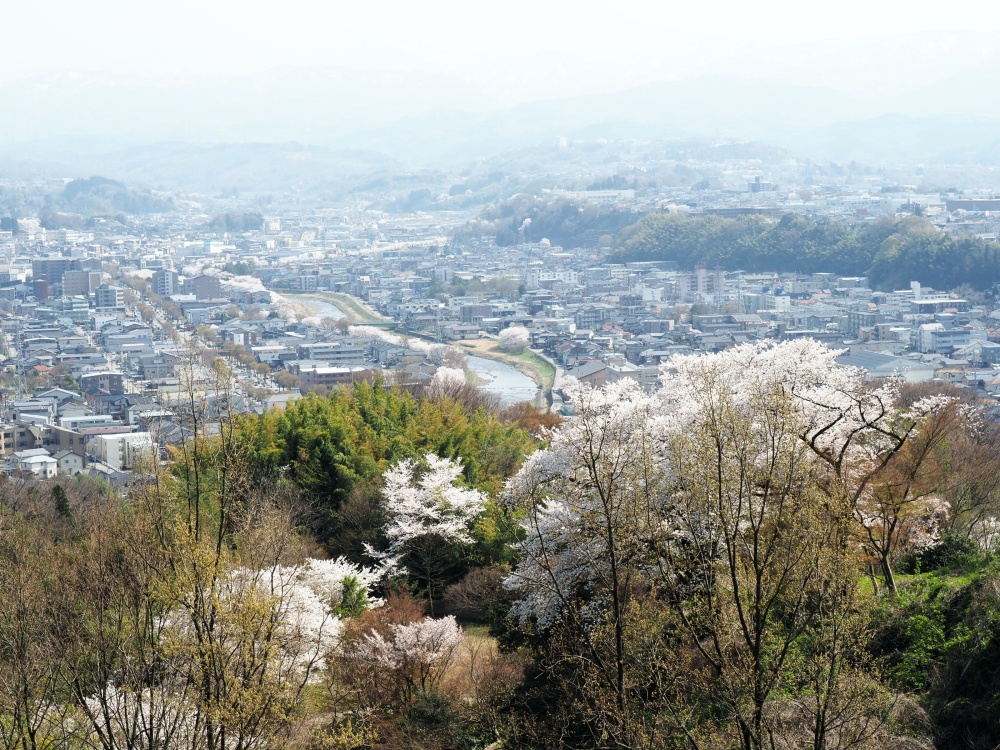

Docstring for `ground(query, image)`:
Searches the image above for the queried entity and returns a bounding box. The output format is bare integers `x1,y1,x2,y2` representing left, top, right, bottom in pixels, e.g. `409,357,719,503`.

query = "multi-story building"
94,284,125,310
185,275,223,300
92,432,155,470
62,270,103,297
151,269,180,297
31,257,76,287
0,423,42,455
297,342,367,364
299,366,374,393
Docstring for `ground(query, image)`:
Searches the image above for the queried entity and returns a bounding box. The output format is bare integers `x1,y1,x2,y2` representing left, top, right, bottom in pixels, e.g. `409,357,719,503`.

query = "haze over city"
5,0,998,97
2,0,1000,170
2,3,1000,750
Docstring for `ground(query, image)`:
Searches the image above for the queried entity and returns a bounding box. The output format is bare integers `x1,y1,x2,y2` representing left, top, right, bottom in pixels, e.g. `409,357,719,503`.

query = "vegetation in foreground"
2,345,1000,749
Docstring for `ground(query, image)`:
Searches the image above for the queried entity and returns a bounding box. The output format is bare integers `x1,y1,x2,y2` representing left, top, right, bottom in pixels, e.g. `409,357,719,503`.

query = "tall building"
31,257,77,290
62,270,103,297
151,268,180,297
94,284,125,310
185,274,223,300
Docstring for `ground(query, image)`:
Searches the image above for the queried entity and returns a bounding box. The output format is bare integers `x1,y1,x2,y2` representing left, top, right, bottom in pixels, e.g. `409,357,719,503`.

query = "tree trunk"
880,554,897,597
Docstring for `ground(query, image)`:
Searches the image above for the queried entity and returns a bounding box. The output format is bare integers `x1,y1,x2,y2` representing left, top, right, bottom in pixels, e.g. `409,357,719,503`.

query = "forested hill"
459,194,639,249
609,212,1000,291
58,176,173,215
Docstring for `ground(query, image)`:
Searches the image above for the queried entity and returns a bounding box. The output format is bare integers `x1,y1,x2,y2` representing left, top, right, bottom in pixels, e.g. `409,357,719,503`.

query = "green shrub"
918,530,987,573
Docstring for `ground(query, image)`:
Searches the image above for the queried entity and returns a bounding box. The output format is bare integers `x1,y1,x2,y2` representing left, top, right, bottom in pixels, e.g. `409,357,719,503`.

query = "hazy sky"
6,0,999,102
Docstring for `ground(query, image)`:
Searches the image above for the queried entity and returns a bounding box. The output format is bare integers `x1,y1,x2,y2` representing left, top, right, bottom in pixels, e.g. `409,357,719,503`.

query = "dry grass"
451,628,495,679
443,624,525,707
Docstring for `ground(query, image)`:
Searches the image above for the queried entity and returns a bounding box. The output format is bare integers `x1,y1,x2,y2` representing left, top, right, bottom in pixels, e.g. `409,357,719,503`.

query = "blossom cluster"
498,325,530,352
377,453,487,554
356,615,464,670
505,339,952,628
428,366,466,397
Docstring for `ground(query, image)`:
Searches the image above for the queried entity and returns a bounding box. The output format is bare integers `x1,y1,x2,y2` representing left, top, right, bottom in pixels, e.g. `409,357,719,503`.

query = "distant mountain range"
1,63,999,192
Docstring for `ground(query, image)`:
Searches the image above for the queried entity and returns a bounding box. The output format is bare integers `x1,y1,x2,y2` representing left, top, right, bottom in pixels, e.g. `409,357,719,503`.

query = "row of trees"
610,211,1000,290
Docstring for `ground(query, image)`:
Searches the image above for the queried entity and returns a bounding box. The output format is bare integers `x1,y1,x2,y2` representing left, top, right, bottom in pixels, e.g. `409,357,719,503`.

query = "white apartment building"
92,432,155,470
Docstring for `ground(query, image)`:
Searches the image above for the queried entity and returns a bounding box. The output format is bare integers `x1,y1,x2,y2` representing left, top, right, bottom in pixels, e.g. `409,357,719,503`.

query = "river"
287,295,344,320
466,355,539,406
284,296,537,404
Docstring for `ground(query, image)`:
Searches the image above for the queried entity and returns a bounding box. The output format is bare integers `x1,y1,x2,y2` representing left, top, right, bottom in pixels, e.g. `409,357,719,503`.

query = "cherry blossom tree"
855,397,962,593
428,344,467,369
427,366,467,399
77,555,387,750
296,556,387,615
504,339,946,749
371,453,486,613
355,615,464,703
498,325,530,353
80,564,340,750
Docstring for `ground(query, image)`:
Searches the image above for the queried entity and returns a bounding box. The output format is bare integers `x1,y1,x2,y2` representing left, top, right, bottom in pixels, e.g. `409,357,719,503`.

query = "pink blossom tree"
355,615,464,702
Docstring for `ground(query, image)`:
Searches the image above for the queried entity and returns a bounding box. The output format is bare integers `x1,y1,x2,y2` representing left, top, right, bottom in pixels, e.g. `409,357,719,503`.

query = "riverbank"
289,292,390,325
457,338,556,391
